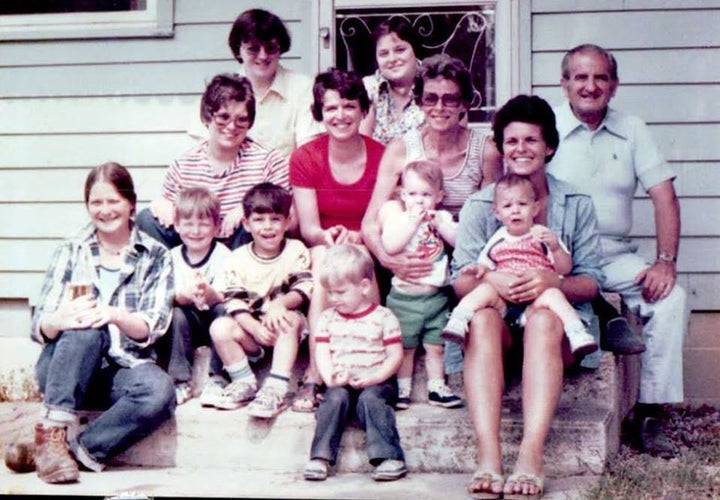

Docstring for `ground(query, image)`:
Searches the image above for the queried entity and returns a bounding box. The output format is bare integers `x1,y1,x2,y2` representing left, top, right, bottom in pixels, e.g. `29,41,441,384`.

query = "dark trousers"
310,379,405,466
155,304,225,384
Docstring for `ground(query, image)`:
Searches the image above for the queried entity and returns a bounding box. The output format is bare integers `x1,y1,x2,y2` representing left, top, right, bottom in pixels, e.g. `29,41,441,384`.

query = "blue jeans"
310,380,405,466
36,328,176,463
136,207,251,250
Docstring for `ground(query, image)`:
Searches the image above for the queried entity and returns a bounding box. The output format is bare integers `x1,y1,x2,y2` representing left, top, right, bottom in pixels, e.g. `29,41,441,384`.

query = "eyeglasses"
240,41,282,57
213,112,251,128
420,92,463,108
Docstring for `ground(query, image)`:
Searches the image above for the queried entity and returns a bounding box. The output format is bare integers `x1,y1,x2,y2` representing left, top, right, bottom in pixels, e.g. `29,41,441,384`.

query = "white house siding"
530,0,720,312
530,0,720,403
0,0,323,337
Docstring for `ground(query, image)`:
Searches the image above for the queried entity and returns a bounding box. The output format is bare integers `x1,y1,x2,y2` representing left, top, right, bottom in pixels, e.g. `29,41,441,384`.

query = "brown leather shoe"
34,423,79,483
5,440,36,473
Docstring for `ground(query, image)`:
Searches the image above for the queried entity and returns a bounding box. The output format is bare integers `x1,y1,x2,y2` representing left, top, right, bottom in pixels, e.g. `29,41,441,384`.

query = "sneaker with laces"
247,385,288,419
428,384,463,408
214,379,257,410
371,459,408,481
441,316,468,345
199,379,227,408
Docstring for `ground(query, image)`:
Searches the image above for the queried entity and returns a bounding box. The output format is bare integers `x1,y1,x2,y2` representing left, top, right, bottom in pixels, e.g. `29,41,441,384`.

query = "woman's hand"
507,269,562,303
386,250,434,283
323,226,363,246
220,206,244,239
150,198,175,228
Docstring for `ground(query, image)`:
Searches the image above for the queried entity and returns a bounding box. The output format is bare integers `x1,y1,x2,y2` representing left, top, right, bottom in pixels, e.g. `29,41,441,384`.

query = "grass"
586,404,720,499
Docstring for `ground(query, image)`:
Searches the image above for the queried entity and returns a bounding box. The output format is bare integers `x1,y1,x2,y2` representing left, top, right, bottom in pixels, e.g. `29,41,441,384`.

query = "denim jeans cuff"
43,406,78,424
72,440,106,472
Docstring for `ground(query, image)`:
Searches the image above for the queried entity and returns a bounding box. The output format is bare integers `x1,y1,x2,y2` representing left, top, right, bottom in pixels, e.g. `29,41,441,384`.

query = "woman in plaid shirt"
26,162,175,484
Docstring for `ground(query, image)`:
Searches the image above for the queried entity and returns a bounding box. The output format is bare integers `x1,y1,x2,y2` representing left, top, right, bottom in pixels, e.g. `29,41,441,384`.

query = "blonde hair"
318,244,375,288
174,187,221,226
401,160,444,192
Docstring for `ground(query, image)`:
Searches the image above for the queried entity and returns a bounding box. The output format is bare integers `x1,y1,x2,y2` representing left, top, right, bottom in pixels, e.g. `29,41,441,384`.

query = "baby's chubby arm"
429,209,458,247
380,200,426,255
532,225,572,276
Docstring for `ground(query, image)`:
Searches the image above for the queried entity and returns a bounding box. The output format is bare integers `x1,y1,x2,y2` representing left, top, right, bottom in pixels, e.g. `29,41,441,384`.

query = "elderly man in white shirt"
547,43,689,458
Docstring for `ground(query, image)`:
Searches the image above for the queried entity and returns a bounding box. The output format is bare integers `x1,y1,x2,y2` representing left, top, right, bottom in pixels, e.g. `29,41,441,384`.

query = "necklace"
98,239,127,256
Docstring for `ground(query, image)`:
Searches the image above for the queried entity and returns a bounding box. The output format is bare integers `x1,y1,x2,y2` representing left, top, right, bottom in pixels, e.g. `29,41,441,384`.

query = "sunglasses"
420,92,463,108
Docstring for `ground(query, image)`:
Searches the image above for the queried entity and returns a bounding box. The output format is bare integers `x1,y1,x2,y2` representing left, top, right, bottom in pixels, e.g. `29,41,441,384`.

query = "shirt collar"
557,100,628,140
239,65,290,101
75,221,149,254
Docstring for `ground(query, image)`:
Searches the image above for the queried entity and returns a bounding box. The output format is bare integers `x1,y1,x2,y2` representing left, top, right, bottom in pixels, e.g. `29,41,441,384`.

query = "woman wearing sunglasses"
361,54,503,376
362,54,502,273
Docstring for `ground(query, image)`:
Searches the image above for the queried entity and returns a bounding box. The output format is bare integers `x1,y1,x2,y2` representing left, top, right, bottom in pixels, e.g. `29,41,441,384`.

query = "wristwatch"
657,251,677,263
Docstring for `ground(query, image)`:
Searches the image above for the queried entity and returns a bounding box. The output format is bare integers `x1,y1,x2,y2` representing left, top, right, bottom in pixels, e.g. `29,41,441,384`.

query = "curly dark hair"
200,73,255,128
492,94,559,163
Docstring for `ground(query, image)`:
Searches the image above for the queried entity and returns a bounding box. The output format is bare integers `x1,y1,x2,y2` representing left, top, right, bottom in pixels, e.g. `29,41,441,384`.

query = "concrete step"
1,352,637,478
0,466,600,499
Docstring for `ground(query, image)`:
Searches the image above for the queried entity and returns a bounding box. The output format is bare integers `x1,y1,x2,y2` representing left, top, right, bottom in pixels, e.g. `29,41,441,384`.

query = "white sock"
565,319,589,338
428,378,446,393
450,306,475,324
225,359,256,384
397,377,412,397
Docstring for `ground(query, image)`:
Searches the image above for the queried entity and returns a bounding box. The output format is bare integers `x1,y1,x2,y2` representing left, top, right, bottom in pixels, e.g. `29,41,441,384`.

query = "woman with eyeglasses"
361,54,503,375
225,8,323,158
138,73,289,250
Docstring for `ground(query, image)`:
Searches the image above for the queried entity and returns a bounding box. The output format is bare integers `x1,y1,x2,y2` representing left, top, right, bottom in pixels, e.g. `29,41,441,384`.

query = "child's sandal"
291,382,321,413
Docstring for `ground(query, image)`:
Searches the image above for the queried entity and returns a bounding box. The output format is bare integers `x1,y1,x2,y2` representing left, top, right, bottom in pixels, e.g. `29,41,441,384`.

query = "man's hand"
634,260,677,303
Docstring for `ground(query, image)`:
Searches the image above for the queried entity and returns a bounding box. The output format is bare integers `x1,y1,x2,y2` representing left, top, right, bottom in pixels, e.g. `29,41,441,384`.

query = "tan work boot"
34,423,79,483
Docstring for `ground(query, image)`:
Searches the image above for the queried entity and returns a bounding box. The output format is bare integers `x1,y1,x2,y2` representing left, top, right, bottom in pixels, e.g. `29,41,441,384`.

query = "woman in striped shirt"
138,73,289,250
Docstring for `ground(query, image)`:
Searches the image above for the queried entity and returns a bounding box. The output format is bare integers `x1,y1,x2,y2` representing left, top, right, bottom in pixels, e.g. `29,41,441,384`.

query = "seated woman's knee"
468,307,504,339
525,308,563,342
58,327,107,352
